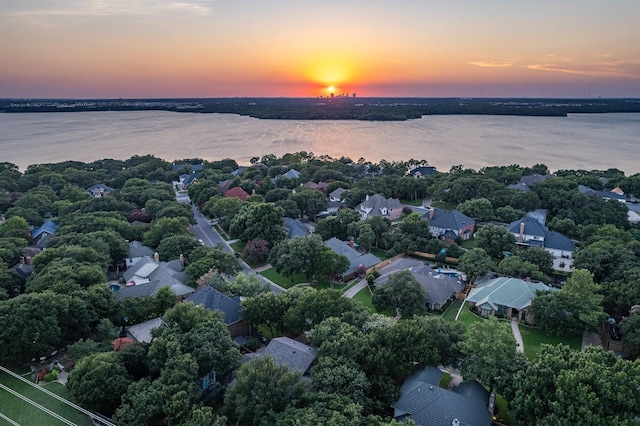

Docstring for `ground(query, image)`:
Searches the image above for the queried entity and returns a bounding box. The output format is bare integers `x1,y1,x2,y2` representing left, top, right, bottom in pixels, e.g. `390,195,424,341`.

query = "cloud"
525,58,640,78
7,0,213,18
468,55,640,78
467,60,514,68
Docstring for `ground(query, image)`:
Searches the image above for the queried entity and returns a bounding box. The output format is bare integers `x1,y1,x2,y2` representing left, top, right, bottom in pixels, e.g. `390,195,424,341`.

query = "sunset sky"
1,0,639,98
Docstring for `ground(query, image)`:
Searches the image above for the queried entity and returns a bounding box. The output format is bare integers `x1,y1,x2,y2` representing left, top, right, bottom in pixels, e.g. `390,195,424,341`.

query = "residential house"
329,188,346,203
392,366,492,426
355,194,403,220
466,276,557,324
231,166,246,176
375,258,464,310
217,179,234,194
324,237,381,280
125,240,155,268
271,168,302,183
113,337,134,351
284,217,311,239
304,181,328,192
326,188,346,215
127,317,166,343
31,219,59,248
173,171,199,190
86,183,114,198
115,253,195,301
262,336,317,375
408,165,437,179
507,174,556,192
186,285,250,338
224,186,250,201
425,208,475,243
507,216,575,271
578,185,627,202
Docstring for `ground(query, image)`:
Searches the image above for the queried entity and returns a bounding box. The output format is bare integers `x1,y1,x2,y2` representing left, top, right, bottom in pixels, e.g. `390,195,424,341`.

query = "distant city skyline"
1,1,639,99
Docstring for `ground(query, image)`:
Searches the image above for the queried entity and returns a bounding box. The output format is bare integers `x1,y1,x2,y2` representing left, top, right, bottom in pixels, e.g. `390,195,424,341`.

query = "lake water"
1,111,639,173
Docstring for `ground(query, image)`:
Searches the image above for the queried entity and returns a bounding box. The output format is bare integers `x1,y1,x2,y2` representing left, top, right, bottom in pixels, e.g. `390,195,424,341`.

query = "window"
497,305,508,316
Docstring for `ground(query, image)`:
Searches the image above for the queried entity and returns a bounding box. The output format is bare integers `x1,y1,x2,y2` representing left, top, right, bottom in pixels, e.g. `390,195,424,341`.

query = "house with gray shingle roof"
355,194,403,220
375,258,465,310
87,183,115,198
507,174,556,192
324,237,381,279
408,165,437,179
186,285,249,338
578,185,626,202
425,208,475,243
125,240,155,268
284,217,310,239
507,216,575,271
127,317,166,343
116,255,194,301
31,219,58,248
392,366,492,426
262,336,317,375
466,276,557,324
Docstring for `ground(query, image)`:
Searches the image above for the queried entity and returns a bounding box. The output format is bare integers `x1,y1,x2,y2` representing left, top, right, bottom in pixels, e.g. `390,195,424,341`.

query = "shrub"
241,238,270,264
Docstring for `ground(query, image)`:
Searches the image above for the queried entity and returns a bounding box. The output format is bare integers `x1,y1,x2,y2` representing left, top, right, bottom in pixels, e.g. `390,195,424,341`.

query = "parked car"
610,326,622,341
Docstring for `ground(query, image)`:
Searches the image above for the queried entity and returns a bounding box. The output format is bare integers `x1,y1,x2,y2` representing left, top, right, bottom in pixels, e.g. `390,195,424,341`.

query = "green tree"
456,197,494,222
229,203,286,246
241,291,291,336
372,270,426,317
67,351,132,416
143,216,191,248
457,248,493,283
348,221,375,252
519,246,555,276
223,356,307,426
475,224,517,258
530,269,606,335
496,256,547,281
512,345,640,425
459,316,521,394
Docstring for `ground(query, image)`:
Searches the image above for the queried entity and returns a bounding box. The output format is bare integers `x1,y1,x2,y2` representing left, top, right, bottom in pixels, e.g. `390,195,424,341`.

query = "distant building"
409,166,437,179
262,337,317,375
87,183,114,198
425,208,475,243
324,237,381,279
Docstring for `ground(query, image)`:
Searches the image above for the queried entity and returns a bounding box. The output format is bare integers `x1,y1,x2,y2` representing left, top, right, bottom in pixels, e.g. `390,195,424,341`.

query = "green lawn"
459,238,479,250
370,247,388,259
494,392,517,426
440,299,462,322
518,325,582,359
440,299,483,327
213,224,231,241
438,372,453,389
260,267,308,288
0,370,93,426
230,241,246,253
400,198,423,206
352,286,376,313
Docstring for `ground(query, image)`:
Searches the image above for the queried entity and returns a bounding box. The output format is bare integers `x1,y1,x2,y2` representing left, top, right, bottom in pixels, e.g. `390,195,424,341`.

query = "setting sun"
328,86,335,93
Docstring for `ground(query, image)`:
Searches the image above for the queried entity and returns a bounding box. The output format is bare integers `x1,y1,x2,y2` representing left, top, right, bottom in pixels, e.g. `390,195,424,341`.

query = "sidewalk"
511,317,524,353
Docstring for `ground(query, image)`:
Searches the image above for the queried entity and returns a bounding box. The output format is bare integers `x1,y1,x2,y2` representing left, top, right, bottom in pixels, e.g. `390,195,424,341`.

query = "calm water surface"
1,111,639,173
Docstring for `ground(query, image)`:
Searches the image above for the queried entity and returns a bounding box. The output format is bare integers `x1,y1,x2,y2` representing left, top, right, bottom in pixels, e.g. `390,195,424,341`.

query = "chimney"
26,256,31,265
154,252,160,263
519,222,525,242
365,194,369,201
19,256,25,264
179,253,184,266
429,209,435,220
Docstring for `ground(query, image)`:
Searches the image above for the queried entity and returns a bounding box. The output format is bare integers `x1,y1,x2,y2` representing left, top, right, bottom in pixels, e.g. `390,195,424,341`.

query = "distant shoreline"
2,97,640,121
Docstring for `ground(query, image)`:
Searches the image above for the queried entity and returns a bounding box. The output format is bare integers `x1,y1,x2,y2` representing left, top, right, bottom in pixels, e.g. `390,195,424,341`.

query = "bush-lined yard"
260,267,308,288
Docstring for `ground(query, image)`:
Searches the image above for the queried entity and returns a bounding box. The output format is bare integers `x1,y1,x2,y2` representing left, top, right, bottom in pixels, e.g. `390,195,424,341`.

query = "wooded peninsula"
2,97,640,121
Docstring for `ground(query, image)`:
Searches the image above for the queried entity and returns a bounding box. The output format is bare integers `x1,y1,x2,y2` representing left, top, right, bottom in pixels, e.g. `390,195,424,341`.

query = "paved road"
343,279,369,298
181,194,286,293
189,205,233,253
